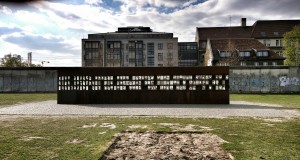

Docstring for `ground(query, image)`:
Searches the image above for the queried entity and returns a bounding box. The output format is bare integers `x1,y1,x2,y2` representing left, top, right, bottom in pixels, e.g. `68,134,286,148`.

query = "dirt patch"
100,132,233,160
81,123,97,128
66,138,84,144
100,123,116,129
128,125,148,129
158,123,214,132
260,123,275,126
20,136,47,141
263,118,284,123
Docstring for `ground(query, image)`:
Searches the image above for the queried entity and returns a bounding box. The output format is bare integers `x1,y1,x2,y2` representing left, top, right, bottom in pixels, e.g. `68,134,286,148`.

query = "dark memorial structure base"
57,67,229,104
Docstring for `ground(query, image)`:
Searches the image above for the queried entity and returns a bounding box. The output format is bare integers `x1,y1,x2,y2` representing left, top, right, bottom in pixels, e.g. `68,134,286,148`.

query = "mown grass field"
1,93,299,109
0,93,299,159
231,94,300,109
0,93,56,108
0,116,299,160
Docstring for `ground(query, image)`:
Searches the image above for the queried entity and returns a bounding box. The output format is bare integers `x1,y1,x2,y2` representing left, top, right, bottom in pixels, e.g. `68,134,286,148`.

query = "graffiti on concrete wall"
279,76,300,86
230,67,300,93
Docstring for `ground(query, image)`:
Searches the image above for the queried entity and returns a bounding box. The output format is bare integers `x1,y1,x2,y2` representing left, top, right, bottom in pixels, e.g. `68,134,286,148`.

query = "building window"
263,62,268,66
147,43,155,66
257,51,268,57
276,40,282,47
167,52,173,59
240,61,246,66
201,42,206,49
261,32,266,36
272,62,277,66
85,42,99,49
220,51,231,57
114,42,121,48
239,51,250,57
158,43,163,50
263,40,270,46
136,43,143,49
254,62,259,66
92,43,98,48
274,32,279,36
167,43,173,49
129,42,135,49
158,53,163,61
257,51,262,57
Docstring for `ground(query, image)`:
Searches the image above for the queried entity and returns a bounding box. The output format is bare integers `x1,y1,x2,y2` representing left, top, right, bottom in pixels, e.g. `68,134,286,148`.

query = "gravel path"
0,100,299,118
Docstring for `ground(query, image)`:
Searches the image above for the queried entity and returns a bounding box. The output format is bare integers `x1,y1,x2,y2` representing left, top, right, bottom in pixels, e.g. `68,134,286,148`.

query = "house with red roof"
196,18,300,66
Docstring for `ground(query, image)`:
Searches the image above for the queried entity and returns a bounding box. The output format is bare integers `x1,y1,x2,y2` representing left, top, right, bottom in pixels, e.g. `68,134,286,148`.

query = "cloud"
0,4,13,15
1,0,300,67
3,32,79,54
0,27,22,36
85,0,103,5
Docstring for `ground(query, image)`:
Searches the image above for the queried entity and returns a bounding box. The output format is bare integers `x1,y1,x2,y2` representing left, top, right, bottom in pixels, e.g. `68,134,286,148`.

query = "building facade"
178,42,198,66
196,18,300,66
204,39,285,66
82,27,179,67
251,20,300,57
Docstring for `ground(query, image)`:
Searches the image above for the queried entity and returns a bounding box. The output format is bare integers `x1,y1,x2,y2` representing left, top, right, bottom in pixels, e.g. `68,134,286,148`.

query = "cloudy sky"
1,0,300,66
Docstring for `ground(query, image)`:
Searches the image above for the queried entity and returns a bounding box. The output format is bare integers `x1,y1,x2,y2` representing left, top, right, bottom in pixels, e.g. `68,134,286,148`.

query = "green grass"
0,116,299,160
1,93,299,109
0,93,56,108
231,94,300,108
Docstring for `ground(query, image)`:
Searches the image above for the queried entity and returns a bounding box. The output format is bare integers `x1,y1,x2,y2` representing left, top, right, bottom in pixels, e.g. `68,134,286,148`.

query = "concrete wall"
0,67,299,93
0,69,57,92
230,66,300,93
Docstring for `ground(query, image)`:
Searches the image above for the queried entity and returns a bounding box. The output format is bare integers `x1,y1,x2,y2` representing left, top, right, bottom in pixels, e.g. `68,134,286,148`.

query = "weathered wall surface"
0,69,57,92
0,67,299,93
230,67,300,93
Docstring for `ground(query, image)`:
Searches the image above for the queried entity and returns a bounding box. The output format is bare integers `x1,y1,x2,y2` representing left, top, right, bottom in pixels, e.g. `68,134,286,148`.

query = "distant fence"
230,66,300,93
0,66,299,94
0,68,57,92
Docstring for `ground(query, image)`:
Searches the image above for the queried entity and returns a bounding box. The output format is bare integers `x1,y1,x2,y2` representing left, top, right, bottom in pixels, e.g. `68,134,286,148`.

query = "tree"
0,54,41,67
283,25,300,66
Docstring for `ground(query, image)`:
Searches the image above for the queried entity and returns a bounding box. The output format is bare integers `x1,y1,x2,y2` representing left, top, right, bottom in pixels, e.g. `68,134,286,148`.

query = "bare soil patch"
100,132,233,160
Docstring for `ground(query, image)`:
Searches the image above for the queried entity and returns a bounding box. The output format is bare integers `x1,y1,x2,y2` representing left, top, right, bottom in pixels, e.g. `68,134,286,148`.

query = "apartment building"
204,39,285,66
82,27,179,67
251,20,300,57
196,18,300,66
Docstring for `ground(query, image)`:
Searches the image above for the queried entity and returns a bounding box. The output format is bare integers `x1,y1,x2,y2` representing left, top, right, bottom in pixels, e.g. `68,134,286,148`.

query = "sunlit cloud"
0,0,300,66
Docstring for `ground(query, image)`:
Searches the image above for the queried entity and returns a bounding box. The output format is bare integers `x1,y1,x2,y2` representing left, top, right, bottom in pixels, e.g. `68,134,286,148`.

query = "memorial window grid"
58,74,229,91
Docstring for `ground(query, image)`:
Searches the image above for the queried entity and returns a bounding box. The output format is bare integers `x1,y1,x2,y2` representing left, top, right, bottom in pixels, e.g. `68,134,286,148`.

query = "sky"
1,0,300,67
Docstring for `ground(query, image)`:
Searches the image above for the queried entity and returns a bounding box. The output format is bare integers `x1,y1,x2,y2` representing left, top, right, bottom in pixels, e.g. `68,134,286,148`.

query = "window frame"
158,53,163,61
158,43,163,50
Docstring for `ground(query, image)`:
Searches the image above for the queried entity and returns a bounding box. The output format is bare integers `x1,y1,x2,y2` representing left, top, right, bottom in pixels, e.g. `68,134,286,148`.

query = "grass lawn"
0,116,299,160
1,93,299,109
0,93,56,108
231,94,300,109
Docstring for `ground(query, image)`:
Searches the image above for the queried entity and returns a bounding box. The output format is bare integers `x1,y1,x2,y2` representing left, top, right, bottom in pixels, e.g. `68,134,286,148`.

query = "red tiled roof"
197,26,252,40
197,19,300,40
251,20,300,38
209,39,285,61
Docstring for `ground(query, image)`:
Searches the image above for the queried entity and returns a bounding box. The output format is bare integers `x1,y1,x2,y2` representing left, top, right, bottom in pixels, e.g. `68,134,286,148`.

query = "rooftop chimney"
241,18,246,27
